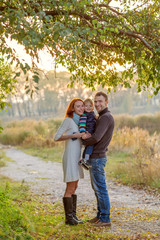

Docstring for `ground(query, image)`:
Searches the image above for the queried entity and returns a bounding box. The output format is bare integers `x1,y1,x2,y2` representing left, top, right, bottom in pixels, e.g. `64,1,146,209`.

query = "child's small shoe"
79,159,91,170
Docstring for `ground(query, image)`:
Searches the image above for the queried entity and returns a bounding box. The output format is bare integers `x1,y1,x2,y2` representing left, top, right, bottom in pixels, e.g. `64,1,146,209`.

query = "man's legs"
89,157,111,223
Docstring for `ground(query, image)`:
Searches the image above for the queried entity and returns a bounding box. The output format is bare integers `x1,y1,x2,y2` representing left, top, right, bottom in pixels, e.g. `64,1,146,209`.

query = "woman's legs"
64,180,78,197
63,180,79,225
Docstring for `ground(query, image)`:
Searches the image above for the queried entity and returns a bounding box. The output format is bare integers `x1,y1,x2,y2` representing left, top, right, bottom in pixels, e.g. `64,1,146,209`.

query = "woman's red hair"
65,98,84,118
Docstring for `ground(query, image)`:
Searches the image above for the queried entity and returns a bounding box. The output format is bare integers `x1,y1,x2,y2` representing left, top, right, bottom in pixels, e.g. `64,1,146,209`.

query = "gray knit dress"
54,117,84,183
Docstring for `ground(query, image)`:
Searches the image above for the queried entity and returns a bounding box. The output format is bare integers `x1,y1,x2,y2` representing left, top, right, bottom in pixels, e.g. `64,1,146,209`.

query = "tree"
0,58,17,110
0,0,160,95
0,58,17,131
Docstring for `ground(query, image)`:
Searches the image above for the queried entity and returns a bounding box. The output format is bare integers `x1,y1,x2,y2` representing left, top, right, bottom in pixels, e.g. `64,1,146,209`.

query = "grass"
107,151,134,182
0,117,160,191
0,176,159,240
19,143,64,163
0,151,6,167
0,148,159,239
19,145,160,192
0,150,12,167
107,151,160,191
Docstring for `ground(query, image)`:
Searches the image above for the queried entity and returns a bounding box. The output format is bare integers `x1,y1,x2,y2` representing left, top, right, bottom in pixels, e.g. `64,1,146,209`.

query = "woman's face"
74,101,84,116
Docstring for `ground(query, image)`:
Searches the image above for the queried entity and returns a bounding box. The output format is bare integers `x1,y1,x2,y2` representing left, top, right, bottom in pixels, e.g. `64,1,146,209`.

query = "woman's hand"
73,132,85,139
56,132,85,141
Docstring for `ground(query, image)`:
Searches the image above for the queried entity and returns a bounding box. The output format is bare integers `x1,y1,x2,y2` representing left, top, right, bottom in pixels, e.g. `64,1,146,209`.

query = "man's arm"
83,115,111,145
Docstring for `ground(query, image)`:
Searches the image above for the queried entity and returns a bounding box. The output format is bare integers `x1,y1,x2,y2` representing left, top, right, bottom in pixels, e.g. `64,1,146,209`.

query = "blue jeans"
88,157,111,223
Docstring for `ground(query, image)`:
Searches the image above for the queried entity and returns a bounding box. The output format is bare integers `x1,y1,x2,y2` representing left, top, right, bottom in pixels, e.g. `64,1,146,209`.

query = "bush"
0,128,31,145
47,119,62,136
34,121,47,136
114,113,160,134
135,113,160,134
0,119,62,147
23,135,56,148
109,127,160,189
5,119,37,129
110,127,150,152
114,114,135,130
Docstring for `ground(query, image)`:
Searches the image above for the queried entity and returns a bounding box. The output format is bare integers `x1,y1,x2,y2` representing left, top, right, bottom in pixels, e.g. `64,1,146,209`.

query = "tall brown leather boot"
63,197,78,225
72,194,83,224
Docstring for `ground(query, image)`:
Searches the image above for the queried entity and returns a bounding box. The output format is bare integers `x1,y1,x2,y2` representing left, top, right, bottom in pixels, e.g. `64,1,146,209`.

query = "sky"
8,39,126,72
7,39,65,71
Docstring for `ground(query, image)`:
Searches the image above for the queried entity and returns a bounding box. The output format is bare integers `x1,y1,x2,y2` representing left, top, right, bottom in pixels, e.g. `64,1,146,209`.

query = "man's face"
94,95,108,113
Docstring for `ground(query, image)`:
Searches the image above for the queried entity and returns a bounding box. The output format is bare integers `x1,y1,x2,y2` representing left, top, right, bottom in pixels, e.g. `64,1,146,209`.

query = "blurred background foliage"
0,70,160,121
0,115,160,190
0,69,160,190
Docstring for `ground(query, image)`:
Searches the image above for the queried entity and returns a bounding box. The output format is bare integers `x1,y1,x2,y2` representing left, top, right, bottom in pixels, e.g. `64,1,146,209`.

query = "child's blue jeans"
83,145,94,159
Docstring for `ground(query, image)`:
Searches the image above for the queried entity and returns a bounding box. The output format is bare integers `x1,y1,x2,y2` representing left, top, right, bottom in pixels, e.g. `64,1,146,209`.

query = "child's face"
84,101,94,113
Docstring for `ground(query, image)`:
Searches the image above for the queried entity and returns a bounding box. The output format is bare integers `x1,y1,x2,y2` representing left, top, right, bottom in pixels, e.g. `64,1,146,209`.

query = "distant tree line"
0,70,160,121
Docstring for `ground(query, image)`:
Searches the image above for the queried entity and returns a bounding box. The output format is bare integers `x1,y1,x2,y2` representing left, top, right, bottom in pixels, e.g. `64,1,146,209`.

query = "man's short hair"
95,91,108,101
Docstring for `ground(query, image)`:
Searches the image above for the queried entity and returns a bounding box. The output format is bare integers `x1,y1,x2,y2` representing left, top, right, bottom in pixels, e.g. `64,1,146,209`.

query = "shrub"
34,121,47,136
110,127,149,152
135,113,160,134
110,127,160,189
0,128,31,145
114,113,160,134
5,119,37,129
0,119,62,147
23,135,56,148
47,119,62,136
114,114,135,130
131,132,160,187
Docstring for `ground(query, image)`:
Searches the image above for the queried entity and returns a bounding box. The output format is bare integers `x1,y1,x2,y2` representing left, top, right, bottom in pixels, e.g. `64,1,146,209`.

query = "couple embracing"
54,91,114,227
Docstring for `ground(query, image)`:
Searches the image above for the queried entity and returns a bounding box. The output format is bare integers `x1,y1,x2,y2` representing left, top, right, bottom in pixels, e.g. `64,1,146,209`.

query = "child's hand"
82,132,91,139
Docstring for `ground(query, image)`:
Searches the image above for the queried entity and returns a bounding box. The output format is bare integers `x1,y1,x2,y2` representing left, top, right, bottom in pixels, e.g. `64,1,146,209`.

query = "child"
79,99,96,170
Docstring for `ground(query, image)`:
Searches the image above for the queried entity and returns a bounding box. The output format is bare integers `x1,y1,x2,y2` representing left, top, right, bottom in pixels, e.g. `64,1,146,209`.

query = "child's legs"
84,145,94,161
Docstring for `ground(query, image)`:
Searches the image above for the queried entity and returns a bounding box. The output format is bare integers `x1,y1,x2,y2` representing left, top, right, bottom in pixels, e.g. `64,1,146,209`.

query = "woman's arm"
56,132,84,141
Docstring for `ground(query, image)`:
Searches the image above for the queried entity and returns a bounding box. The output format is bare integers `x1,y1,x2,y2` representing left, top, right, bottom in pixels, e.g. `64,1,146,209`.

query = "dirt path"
0,145,160,238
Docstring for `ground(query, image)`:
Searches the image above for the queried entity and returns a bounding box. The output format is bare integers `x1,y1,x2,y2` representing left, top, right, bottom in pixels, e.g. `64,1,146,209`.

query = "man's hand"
82,132,91,139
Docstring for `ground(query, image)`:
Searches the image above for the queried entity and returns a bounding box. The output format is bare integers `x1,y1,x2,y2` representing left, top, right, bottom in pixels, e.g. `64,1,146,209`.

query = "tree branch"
119,30,153,50
89,39,120,49
0,3,156,51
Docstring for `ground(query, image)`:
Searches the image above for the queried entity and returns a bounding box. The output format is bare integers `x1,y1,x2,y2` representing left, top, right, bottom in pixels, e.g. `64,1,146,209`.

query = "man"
83,91,114,227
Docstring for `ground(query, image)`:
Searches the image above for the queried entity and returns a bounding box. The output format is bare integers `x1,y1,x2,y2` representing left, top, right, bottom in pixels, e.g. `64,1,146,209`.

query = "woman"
54,98,85,225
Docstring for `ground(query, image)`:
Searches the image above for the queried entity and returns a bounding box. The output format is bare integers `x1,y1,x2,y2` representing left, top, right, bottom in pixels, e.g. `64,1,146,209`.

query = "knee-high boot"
72,194,83,224
63,197,78,225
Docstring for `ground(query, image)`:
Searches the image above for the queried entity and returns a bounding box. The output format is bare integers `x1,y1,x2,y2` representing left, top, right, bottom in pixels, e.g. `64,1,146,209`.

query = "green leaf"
15,72,21,77
26,89,30,94
33,75,39,83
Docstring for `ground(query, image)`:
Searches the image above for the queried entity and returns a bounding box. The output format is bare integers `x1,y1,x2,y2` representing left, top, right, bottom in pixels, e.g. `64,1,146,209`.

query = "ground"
0,145,160,239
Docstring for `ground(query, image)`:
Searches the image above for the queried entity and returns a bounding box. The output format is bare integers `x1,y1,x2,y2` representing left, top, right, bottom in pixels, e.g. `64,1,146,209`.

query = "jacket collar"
99,107,109,116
